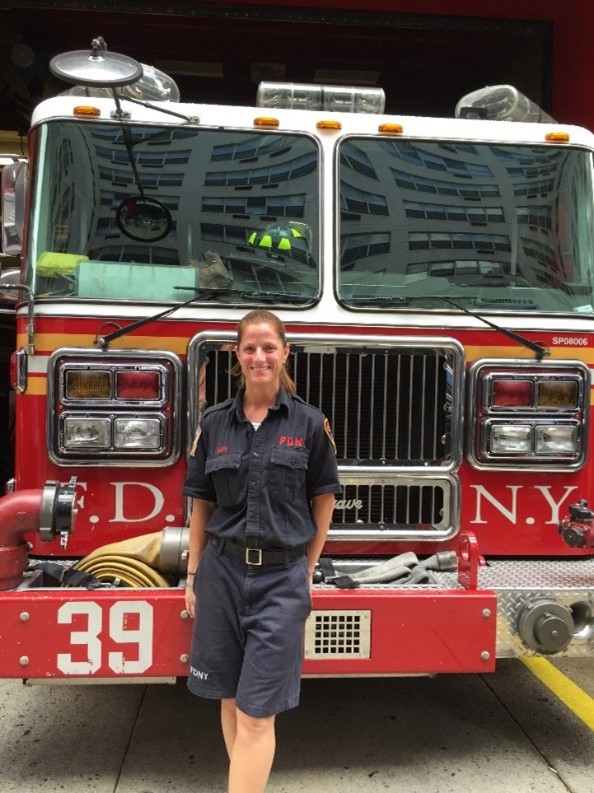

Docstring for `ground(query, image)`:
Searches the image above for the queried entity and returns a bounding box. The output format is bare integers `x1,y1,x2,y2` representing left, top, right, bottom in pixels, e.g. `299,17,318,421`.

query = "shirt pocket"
205,452,245,508
269,445,310,503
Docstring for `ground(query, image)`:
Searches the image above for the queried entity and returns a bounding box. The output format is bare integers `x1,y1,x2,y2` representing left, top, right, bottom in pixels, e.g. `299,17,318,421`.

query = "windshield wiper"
175,285,312,303
347,295,409,306
415,294,549,360
240,290,313,303
96,287,234,349
347,292,549,360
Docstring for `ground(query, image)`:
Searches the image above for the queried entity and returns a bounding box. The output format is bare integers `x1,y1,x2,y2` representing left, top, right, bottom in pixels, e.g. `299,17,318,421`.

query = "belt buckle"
245,547,263,566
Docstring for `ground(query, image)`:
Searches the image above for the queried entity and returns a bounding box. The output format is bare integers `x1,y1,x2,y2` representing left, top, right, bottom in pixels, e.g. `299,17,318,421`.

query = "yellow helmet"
247,223,306,253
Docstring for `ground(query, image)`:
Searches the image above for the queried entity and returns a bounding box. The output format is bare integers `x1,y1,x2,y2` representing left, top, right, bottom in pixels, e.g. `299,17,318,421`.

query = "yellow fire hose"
72,532,170,588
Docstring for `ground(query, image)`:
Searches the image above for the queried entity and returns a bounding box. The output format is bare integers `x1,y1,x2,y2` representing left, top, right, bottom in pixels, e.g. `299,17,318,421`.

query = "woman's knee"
236,708,275,738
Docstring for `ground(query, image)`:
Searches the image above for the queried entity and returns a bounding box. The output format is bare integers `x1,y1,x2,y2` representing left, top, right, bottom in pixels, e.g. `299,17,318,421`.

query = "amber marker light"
73,105,101,117
545,131,570,143
254,116,279,127
536,380,578,409
316,119,342,130
378,123,404,134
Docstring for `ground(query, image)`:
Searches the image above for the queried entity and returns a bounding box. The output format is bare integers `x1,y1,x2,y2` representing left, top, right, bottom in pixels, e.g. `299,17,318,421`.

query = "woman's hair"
232,309,296,394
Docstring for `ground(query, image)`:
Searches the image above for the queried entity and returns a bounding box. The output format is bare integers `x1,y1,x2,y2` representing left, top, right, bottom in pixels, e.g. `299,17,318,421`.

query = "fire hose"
318,550,458,588
71,532,170,588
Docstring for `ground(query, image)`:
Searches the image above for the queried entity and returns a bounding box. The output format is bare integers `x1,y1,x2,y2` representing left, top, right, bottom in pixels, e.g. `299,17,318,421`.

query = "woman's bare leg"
223,702,276,793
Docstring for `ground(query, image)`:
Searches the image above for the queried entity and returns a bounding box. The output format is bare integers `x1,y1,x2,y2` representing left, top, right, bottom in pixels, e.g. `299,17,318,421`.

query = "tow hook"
558,499,594,548
0,477,77,590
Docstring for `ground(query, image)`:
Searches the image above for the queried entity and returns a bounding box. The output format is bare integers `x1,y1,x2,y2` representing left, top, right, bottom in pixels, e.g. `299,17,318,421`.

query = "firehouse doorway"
0,5,553,136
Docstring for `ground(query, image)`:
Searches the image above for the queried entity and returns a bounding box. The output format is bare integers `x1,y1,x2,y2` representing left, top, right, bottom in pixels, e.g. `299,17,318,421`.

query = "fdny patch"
324,418,337,454
190,427,202,457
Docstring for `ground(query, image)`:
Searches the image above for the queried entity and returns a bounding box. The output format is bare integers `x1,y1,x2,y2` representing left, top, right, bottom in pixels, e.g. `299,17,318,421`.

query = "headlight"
535,425,578,454
470,361,589,470
49,351,182,465
63,417,111,448
114,418,162,449
490,424,531,453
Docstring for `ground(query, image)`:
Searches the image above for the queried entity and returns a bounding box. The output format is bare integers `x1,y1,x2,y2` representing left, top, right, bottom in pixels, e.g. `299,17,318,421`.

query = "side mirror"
0,267,22,303
2,160,28,256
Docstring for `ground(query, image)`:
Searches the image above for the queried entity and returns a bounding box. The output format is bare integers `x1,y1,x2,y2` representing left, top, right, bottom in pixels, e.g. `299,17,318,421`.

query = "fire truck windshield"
26,121,320,303
338,138,594,314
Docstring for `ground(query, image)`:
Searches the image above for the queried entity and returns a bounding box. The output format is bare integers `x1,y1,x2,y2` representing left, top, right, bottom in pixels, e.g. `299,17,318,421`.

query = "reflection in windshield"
28,123,320,303
338,139,594,313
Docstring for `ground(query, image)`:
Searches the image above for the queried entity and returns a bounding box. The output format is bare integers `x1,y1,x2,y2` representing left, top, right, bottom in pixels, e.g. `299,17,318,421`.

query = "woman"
183,309,341,793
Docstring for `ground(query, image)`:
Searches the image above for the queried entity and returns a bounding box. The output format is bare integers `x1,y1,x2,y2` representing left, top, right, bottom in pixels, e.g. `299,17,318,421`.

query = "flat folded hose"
72,532,169,588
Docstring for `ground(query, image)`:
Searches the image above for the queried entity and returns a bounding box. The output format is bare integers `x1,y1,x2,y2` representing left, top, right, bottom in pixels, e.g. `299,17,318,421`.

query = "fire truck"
1,39,594,682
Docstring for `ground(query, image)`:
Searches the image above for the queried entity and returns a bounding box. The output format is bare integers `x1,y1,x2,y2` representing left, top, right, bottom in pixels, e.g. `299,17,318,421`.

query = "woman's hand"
185,575,196,619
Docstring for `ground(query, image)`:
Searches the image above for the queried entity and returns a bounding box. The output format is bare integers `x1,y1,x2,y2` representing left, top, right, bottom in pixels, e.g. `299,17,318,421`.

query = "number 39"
56,601,153,675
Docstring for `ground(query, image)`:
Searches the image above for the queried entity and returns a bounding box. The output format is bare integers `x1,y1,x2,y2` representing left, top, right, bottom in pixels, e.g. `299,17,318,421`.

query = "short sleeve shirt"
183,387,342,549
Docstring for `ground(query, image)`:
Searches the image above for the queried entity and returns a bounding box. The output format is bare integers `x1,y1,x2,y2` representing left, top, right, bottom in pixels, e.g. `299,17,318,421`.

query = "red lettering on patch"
216,445,229,454
279,436,304,447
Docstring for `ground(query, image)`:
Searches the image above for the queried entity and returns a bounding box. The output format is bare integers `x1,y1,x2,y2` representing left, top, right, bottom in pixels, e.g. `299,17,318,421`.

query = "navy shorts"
187,539,312,718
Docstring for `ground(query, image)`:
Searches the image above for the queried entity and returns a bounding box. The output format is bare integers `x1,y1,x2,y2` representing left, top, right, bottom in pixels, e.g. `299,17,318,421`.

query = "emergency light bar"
455,84,555,123
257,82,385,114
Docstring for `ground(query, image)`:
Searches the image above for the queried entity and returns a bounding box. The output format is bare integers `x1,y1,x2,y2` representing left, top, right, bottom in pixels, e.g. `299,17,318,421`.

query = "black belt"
216,538,305,566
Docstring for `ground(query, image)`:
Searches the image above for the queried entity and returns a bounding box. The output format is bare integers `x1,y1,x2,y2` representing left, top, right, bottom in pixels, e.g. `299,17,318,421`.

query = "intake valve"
558,499,594,548
0,478,77,590
518,599,574,654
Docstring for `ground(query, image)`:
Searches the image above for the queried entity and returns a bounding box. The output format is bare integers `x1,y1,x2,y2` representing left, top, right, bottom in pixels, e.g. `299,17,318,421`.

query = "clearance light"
116,370,160,400
65,369,111,399
316,119,342,130
73,105,101,117
253,116,279,128
257,82,385,114
545,131,570,143
378,123,404,135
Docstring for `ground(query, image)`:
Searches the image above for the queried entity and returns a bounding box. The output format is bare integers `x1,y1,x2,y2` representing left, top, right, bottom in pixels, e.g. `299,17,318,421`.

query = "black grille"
202,344,452,467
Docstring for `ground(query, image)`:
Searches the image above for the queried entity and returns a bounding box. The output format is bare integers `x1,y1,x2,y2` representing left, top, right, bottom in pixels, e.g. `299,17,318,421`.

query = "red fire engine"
1,39,593,681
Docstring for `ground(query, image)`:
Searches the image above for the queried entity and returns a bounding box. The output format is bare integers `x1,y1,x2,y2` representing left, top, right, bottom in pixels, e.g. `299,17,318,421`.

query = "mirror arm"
2,283,35,353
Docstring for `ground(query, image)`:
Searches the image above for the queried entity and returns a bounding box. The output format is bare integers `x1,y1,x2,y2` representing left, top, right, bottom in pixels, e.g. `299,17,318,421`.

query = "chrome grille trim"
187,332,464,540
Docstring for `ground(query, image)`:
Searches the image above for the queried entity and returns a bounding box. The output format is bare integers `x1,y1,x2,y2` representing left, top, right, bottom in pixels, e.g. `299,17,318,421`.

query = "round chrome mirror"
116,196,172,242
49,37,142,88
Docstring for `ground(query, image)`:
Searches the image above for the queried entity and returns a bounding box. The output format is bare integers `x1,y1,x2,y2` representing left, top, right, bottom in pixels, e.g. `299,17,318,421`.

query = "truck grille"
192,335,462,538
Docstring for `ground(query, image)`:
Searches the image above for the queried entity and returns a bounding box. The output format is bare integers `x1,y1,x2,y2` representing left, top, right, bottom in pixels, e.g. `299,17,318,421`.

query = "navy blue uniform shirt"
183,387,342,549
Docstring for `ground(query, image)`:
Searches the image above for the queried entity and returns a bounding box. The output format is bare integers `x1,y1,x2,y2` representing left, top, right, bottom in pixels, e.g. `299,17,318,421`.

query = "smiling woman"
182,308,341,793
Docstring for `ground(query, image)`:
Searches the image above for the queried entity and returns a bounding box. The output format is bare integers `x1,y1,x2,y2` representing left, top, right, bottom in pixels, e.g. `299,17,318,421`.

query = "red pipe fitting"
0,489,47,590
0,478,77,590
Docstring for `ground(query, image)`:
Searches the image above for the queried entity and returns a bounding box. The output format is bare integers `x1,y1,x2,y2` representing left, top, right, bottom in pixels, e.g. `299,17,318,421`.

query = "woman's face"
235,322,289,390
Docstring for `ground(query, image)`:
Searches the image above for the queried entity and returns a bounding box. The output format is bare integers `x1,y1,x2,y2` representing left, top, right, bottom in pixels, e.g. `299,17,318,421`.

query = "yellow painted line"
17,333,189,355
25,377,46,396
465,345,594,364
521,657,594,731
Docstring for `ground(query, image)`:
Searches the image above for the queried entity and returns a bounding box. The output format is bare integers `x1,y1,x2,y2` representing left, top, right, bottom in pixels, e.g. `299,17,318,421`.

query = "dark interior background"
0,2,552,138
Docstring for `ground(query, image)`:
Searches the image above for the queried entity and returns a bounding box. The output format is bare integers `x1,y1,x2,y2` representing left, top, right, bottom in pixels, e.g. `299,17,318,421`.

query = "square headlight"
490,424,531,453
535,424,578,454
114,418,162,449
63,417,111,448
